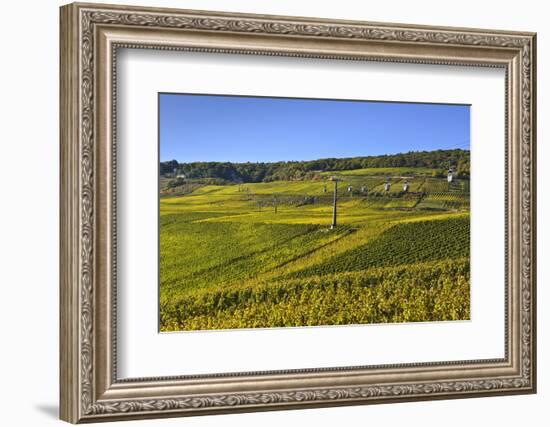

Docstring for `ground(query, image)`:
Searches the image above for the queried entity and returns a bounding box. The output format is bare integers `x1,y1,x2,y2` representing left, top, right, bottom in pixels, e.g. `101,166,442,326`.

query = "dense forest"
160,149,470,183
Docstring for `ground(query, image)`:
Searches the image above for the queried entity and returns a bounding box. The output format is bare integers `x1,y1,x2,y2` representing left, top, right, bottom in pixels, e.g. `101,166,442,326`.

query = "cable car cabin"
384,182,391,192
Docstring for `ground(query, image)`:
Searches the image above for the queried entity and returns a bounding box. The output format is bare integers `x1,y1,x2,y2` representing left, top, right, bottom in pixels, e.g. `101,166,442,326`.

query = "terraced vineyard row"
292,216,469,278
416,192,470,210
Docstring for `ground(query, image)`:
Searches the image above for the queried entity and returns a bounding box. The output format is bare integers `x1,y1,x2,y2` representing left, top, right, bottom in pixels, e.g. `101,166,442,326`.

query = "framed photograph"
60,2,537,423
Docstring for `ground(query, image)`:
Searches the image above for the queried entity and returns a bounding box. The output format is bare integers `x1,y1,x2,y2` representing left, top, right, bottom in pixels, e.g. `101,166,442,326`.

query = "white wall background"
0,0,545,426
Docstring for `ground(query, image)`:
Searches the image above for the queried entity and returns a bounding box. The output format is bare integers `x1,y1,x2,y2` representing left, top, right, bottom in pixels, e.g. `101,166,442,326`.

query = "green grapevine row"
291,216,469,277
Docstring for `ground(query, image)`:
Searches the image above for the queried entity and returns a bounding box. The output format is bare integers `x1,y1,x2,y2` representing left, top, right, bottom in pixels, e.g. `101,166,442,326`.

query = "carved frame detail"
60,2,536,423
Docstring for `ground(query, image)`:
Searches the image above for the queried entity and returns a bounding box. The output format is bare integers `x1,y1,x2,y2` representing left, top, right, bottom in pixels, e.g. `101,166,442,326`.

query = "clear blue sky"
159,93,470,163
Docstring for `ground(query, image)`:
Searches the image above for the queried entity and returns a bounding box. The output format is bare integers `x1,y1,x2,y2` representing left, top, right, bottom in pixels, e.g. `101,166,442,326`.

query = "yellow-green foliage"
416,192,470,210
159,170,470,331
160,259,470,331
292,216,469,277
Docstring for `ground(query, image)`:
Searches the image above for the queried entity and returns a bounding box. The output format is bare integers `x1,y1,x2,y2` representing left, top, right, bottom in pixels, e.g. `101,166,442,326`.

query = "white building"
447,168,454,183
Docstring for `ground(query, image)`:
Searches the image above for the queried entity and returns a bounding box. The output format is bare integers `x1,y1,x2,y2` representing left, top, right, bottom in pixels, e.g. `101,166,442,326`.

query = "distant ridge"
160,149,470,183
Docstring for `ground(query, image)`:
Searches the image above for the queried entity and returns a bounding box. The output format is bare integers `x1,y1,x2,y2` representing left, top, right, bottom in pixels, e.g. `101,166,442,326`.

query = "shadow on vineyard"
291,216,469,277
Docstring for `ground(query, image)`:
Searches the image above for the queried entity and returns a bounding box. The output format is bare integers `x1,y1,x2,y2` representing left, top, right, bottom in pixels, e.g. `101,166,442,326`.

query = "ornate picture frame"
60,2,536,423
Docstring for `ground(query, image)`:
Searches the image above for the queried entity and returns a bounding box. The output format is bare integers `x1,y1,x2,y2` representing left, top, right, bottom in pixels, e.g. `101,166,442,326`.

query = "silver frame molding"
60,2,537,423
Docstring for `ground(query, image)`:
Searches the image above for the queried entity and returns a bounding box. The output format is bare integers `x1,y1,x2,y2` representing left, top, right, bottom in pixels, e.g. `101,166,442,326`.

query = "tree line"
160,149,470,183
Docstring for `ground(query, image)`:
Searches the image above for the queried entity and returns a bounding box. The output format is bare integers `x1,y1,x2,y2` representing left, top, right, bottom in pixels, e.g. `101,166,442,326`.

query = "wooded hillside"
160,149,470,183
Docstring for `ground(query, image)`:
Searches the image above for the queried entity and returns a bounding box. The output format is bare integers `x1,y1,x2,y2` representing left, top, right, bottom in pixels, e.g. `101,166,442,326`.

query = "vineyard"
160,259,470,330
159,166,470,331
291,216,469,277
